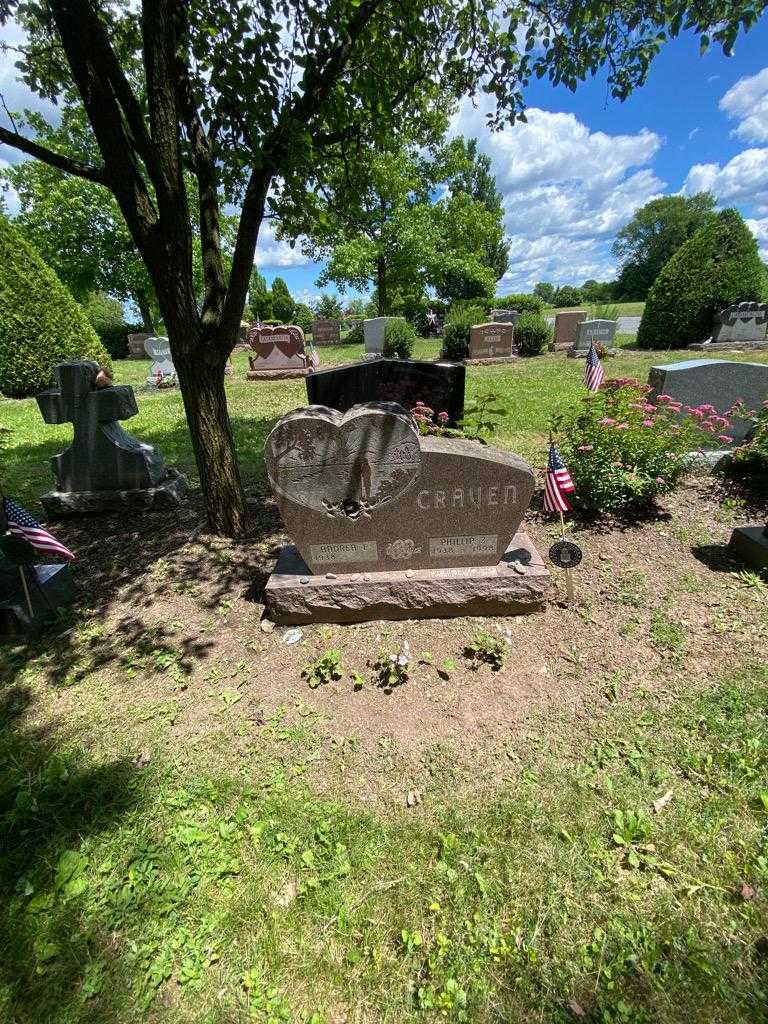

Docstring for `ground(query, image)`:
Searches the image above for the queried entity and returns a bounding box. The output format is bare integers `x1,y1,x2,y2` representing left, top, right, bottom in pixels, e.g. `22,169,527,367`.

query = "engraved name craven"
416,484,517,510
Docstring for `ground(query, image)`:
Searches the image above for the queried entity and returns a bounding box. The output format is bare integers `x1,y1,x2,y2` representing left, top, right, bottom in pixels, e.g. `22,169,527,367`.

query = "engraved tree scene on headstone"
36,361,187,515
263,401,549,623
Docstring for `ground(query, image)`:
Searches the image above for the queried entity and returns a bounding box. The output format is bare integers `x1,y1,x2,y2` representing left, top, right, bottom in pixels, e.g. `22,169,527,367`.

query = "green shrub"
0,215,108,397
442,305,485,360
556,378,733,512
552,285,583,307
514,312,551,356
637,209,765,349
82,291,130,359
493,293,544,315
720,402,768,495
293,302,312,335
383,318,415,358
346,322,364,347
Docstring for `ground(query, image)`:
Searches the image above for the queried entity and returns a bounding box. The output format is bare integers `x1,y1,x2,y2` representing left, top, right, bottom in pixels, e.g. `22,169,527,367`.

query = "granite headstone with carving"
145,336,177,386
312,318,341,345
552,310,587,348
128,332,154,359
306,358,465,426
648,358,768,442
568,319,617,357
489,309,520,326
246,324,317,379
467,323,516,362
262,402,548,622
36,361,187,515
363,317,401,356
692,301,768,350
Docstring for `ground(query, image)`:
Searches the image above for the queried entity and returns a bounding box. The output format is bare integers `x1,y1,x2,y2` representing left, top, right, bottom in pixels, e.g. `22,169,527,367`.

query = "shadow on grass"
2,414,285,689
0,678,146,1022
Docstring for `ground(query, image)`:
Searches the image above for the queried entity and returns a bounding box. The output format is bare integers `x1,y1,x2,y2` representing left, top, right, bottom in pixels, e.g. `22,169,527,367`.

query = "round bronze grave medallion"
548,539,583,569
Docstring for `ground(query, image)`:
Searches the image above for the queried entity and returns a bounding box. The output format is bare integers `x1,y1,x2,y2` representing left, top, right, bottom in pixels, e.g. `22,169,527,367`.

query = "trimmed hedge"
492,293,544,315
637,208,765,349
442,305,485,360
0,216,108,397
514,312,551,355
383,318,415,358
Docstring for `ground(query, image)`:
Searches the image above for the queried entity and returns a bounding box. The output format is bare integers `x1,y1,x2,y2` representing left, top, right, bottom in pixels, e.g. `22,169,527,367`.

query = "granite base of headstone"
551,310,587,350
466,323,517,364
262,402,548,623
36,360,187,516
689,301,768,351
728,524,768,572
246,324,317,379
567,319,617,358
306,358,465,426
648,358,768,443
489,309,520,326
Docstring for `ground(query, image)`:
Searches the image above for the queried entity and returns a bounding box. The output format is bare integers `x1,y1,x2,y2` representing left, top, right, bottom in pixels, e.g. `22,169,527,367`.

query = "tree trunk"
171,336,247,537
377,255,387,316
135,289,155,332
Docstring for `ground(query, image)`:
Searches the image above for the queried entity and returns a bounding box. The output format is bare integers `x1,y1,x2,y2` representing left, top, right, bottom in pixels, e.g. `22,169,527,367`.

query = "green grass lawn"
543,302,646,317
2,343,768,1023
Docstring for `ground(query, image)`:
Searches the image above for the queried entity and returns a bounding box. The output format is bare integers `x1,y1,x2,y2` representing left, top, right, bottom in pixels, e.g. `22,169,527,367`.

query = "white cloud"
254,221,312,268
746,216,768,260
682,148,768,206
449,102,664,289
688,127,701,141
720,67,768,143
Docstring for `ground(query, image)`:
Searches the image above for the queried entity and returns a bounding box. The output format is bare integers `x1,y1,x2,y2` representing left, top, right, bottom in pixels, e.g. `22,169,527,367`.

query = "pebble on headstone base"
728,524,768,572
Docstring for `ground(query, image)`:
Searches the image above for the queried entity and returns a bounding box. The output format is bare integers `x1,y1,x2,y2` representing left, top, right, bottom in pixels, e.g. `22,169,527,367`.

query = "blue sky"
2,16,768,306
256,19,768,305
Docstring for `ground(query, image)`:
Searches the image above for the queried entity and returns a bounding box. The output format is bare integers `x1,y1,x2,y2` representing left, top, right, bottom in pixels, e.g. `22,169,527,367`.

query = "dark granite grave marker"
306,358,465,426
312,318,341,345
36,360,187,515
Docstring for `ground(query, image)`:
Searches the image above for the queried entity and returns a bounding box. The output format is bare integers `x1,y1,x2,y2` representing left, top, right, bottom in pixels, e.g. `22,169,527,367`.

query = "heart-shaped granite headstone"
248,324,304,357
266,403,421,519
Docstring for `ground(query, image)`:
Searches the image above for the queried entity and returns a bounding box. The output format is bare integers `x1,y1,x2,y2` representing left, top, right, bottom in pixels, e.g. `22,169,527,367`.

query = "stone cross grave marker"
553,310,586,348
36,361,186,514
306,357,466,426
711,302,768,345
262,401,548,622
312,318,341,345
145,336,176,385
468,322,516,361
570,318,616,356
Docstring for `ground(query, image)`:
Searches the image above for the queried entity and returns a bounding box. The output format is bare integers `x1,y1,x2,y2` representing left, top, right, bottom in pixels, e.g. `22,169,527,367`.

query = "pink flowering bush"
555,378,737,512
410,402,452,436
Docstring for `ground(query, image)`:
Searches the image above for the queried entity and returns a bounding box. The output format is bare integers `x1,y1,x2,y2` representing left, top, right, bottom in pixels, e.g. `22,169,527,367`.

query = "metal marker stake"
558,509,575,603
18,565,34,620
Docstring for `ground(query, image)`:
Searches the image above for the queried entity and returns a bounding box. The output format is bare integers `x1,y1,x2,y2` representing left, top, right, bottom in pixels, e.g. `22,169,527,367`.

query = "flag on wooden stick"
543,443,576,513
2,497,75,560
584,342,605,392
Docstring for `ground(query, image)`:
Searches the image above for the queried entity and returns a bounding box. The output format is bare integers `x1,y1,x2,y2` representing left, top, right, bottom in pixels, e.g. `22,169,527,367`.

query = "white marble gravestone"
145,336,177,386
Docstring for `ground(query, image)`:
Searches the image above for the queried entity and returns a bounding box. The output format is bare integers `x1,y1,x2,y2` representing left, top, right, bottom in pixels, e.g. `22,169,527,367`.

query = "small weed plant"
302,649,344,689
460,387,509,437
373,640,411,689
465,630,507,670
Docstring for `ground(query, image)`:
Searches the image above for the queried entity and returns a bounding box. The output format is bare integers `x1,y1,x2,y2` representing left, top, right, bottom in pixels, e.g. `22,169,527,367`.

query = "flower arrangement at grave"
555,378,740,512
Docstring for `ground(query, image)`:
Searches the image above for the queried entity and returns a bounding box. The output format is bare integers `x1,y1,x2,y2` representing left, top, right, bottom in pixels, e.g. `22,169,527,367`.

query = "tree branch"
0,125,106,183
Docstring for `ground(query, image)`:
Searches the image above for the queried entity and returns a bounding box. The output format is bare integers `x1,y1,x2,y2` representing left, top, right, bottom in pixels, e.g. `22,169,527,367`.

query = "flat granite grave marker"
467,322,517,364
311,318,341,345
306,358,465,426
568,319,617,357
246,324,318,379
144,336,176,386
36,360,187,515
552,310,587,348
648,358,768,442
263,401,548,623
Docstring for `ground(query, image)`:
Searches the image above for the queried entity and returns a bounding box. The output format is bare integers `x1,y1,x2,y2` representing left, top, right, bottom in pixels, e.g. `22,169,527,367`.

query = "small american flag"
544,444,576,513
2,497,75,560
584,342,605,392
